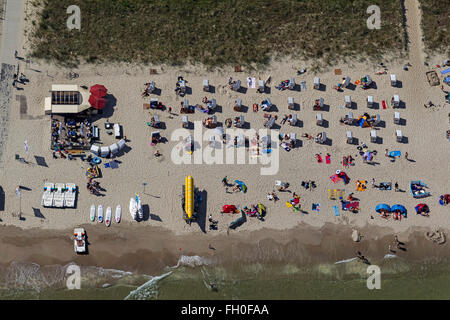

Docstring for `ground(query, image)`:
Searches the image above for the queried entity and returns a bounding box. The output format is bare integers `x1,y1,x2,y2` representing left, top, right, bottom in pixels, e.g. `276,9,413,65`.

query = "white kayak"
98,205,104,223
90,204,96,222
105,207,112,227
115,205,122,223
137,196,143,220
129,198,137,221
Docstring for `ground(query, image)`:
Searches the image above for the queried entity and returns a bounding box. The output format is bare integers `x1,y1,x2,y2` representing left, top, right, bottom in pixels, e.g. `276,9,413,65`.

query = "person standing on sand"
371,178,376,188
405,152,408,160
385,149,389,157
394,182,399,192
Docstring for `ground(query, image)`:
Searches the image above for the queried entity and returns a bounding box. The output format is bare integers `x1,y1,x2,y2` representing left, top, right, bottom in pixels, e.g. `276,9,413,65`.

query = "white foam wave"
384,254,397,259
334,257,357,265
124,271,172,300
172,255,210,268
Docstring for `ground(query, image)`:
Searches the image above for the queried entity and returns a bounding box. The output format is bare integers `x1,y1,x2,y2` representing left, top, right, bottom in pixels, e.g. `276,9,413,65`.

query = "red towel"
382,100,387,109
317,154,322,163
326,155,331,164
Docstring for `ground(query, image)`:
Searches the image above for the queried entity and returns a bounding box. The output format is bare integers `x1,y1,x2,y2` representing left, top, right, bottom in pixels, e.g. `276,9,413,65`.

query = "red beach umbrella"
90,84,108,97
89,94,107,109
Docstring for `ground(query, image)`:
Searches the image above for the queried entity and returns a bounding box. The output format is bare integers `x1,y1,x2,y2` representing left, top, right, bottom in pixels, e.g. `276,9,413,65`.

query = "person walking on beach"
222,176,228,186
405,152,408,160
371,178,376,188
394,182,399,192
385,149,389,157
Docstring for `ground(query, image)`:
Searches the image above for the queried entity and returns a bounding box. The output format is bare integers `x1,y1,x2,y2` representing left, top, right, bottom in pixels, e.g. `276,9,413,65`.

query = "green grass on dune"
418,0,450,58
29,0,406,68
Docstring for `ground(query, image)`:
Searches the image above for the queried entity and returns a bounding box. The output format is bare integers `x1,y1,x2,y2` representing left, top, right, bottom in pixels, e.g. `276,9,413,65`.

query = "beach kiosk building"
44,85,91,114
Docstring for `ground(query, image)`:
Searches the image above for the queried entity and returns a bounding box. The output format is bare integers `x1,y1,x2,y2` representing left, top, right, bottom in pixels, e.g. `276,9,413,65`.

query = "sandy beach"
0,0,449,279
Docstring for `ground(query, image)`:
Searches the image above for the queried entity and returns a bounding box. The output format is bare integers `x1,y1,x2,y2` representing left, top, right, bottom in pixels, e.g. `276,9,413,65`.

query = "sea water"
1,257,450,300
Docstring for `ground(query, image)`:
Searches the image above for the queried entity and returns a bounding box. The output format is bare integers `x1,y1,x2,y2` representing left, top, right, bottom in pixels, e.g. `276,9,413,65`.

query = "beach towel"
382,100,387,109
330,175,341,183
326,155,331,164
317,154,322,163
312,203,320,212
285,201,292,208
389,150,401,157
440,68,450,75
333,206,340,216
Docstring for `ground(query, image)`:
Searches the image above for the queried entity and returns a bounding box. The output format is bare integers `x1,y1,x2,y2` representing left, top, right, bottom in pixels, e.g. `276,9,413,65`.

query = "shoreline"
1,222,448,277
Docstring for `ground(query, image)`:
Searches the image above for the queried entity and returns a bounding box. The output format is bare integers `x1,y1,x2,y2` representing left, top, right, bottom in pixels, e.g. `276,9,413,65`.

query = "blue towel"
333,206,340,216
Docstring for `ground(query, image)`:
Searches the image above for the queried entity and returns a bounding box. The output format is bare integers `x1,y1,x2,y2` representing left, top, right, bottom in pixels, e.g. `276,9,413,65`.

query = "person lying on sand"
302,133,314,140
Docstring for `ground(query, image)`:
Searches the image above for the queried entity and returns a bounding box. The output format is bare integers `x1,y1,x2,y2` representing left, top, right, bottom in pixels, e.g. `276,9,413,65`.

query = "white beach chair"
100,146,110,158
343,76,351,88
367,96,374,108
235,98,242,108
288,114,297,126
288,77,295,90
258,79,265,93
316,113,323,126
182,115,188,128
64,183,76,208
212,115,217,125
373,114,381,126
265,117,275,128
114,123,122,139
390,74,397,87
290,133,296,147
235,115,244,128
53,183,65,208
90,144,99,156
42,182,54,207
209,135,215,147
347,111,354,123
392,95,400,108
261,97,272,111
148,81,156,93
183,98,189,109
346,131,353,144
288,97,294,110
320,132,326,144
237,134,245,147
179,80,186,94
345,95,351,108
314,77,320,90
203,79,210,92
232,80,241,91
208,98,217,110
394,112,400,124
117,139,126,151
153,115,160,127
110,143,119,156
370,130,377,143
396,130,403,142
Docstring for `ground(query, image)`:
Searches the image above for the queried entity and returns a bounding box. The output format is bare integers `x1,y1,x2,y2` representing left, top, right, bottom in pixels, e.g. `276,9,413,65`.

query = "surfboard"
98,205,103,223
90,204,96,222
105,207,112,227
115,205,122,223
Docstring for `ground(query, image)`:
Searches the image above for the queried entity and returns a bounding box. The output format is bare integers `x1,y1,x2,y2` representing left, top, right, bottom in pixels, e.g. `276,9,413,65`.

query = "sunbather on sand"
302,133,313,140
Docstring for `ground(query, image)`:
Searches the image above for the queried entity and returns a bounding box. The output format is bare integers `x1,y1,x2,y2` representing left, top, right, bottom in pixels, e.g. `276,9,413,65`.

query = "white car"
74,228,86,254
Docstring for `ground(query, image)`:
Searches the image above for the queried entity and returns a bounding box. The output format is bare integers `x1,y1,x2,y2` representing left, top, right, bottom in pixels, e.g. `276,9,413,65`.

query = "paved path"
0,0,24,65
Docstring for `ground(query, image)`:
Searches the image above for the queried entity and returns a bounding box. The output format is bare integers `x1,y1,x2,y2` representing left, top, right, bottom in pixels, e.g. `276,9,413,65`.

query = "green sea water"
1,257,450,300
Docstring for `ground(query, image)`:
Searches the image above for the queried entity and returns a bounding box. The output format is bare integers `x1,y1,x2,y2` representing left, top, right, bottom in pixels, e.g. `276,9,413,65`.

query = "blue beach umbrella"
391,204,406,214
375,204,391,213
234,180,247,193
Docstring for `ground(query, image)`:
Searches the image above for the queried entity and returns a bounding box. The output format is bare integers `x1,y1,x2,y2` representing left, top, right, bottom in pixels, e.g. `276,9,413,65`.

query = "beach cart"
203,79,209,92
288,97,294,110
345,95,352,108
313,77,320,90
288,77,295,90
367,96,374,108
346,131,353,144
396,129,403,142
394,112,400,124
390,74,397,87
316,113,323,126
